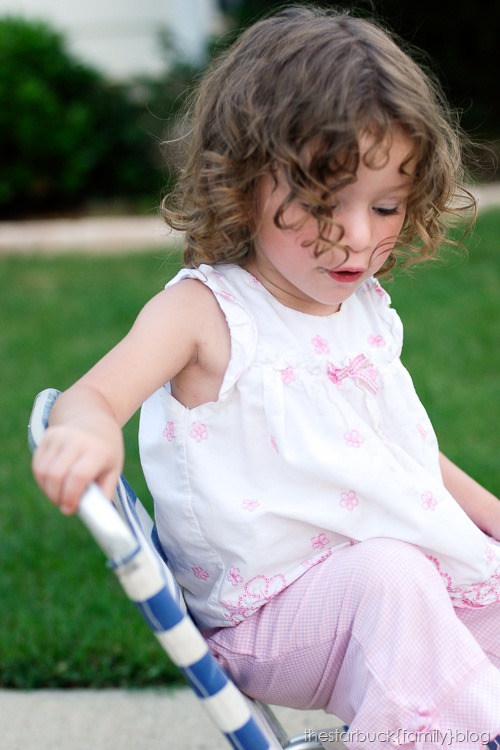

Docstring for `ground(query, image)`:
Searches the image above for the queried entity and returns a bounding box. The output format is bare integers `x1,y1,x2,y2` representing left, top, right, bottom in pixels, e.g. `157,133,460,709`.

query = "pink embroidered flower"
192,566,209,580
374,281,386,298
241,499,260,511
302,548,333,568
311,532,330,549
417,423,428,441
221,574,288,624
243,574,287,601
421,491,437,511
227,566,243,586
312,335,330,355
486,546,495,566
344,429,365,448
218,290,234,301
270,435,280,453
189,421,208,442
426,555,452,590
340,490,360,511
163,421,175,441
368,334,386,347
427,555,500,607
280,365,296,384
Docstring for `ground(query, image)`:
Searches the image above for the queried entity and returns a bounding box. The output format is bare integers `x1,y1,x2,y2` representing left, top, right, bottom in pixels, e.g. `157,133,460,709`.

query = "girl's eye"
374,206,401,216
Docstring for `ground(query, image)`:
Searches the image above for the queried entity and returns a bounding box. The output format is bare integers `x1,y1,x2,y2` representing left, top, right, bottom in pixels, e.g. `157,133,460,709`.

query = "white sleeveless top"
139,263,500,630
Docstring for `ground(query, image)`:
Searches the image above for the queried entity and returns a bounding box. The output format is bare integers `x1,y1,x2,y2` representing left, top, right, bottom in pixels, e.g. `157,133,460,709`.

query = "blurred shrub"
0,16,164,217
131,30,200,192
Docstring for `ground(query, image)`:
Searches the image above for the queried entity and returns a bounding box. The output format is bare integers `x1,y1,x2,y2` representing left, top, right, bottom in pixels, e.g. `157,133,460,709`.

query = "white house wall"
0,0,222,78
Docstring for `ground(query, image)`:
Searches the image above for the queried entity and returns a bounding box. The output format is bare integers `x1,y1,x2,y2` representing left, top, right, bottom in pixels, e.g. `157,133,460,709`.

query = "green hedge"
0,16,163,217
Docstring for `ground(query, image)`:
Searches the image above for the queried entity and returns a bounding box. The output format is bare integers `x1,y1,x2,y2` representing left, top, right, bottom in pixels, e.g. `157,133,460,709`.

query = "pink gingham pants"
205,539,500,748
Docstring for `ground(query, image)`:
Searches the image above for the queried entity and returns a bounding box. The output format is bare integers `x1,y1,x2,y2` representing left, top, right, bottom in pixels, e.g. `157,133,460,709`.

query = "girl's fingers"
32,427,117,514
100,472,121,503
58,456,96,514
32,436,76,506
59,456,117,515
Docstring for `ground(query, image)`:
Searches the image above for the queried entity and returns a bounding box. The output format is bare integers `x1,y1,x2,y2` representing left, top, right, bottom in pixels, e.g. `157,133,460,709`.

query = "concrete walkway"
0,214,178,254
1,183,500,255
0,687,344,750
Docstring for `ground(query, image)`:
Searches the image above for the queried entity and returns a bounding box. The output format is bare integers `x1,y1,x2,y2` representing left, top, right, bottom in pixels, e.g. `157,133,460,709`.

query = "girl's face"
249,131,413,315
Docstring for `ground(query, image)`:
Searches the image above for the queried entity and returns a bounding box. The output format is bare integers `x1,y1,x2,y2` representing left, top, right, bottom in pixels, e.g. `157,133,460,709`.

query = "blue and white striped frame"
28,388,274,750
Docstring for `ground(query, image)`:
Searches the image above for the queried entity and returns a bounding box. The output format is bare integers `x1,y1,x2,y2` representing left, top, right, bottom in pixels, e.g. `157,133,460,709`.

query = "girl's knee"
341,538,446,599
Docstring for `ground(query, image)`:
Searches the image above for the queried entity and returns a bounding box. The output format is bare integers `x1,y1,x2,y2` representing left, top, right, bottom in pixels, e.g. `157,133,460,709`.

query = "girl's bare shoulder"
151,277,231,408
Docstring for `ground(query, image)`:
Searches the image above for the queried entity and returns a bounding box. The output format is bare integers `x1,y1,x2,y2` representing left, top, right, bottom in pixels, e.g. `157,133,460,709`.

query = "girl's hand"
32,412,124,516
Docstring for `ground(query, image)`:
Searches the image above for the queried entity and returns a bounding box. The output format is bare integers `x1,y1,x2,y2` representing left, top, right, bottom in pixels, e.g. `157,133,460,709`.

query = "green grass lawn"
1,209,499,687
1,248,184,687
387,211,500,491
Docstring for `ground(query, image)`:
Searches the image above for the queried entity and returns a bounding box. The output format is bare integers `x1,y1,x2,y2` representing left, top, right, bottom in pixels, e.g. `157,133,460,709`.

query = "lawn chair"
28,388,345,750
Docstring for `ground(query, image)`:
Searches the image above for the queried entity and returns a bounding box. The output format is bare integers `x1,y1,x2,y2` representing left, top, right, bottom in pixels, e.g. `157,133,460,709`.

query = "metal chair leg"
247,700,347,749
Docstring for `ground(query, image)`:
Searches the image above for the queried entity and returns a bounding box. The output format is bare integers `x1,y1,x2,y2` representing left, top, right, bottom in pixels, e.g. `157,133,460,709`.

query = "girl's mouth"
326,269,365,284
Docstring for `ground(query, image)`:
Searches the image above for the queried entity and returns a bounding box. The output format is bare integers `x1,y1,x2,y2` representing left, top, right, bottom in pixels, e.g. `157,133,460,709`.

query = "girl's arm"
439,452,500,540
32,279,228,515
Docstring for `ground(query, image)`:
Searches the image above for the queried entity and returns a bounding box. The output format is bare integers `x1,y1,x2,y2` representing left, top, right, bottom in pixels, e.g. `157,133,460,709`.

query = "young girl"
33,6,500,745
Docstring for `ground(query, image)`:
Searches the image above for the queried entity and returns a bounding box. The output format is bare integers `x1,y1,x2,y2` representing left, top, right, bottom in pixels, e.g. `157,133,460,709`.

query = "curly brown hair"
162,5,475,273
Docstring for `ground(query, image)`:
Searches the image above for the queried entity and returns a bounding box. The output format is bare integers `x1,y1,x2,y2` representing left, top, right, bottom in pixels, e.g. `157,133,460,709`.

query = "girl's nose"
339,211,372,254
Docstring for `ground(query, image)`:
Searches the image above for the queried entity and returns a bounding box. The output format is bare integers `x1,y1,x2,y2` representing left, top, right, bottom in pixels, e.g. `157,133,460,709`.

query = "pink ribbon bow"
327,354,379,394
